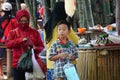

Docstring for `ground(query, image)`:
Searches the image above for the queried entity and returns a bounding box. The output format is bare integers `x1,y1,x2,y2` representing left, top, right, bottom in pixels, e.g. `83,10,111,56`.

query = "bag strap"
2,17,11,31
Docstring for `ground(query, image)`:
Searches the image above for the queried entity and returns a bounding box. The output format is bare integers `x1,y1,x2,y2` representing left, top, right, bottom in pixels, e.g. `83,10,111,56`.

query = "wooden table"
76,46,120,80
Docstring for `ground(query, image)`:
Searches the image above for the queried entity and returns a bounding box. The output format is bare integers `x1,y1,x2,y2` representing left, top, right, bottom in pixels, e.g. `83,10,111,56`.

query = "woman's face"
18,16,29,30
19,16,28,23
57,24,70,38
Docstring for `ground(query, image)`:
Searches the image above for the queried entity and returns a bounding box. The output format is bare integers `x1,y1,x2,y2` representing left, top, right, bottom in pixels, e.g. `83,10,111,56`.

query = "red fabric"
18,22,29,30
58,37,69,45
16,10,30,31
39,6,44,16
0,18,17,42
16,10,30,22
5,27,44,68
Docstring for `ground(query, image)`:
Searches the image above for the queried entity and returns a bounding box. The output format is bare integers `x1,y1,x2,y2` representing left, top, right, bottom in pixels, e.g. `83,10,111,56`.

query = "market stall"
76,27,120,80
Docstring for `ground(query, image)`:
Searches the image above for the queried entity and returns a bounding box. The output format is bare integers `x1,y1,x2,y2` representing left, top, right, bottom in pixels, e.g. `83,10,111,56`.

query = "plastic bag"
65,0,76,17
32,49,45,79
63,62,80,80
39,47,46,64
17,49,33,72
25,72,34,80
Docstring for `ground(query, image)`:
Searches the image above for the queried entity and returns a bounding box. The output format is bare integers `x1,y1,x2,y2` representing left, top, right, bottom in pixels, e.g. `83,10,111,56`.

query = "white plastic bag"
65,0,76,17
32,49,45,79
25,72,34,80
63,62,80,80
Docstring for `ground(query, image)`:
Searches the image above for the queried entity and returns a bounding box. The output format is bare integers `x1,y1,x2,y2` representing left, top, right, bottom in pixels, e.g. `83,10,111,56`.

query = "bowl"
77,27,86,34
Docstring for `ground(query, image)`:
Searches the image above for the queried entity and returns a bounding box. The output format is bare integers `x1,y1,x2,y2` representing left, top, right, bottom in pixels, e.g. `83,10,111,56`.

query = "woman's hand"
23,37,33,48
22,37,27,42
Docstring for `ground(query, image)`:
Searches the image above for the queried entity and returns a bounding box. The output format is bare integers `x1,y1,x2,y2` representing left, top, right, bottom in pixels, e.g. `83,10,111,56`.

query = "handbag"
17,48,33,72
63,61,80,80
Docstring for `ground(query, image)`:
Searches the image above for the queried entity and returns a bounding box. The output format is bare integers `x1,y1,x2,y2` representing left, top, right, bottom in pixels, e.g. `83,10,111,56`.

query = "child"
49,20,78,80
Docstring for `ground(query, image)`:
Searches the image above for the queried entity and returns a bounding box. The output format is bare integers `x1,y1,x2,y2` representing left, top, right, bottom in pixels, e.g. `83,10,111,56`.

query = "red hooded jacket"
5,10,44,69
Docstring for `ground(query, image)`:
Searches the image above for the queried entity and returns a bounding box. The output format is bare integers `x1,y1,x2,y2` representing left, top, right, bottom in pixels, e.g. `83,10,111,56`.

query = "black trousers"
13,68,26,80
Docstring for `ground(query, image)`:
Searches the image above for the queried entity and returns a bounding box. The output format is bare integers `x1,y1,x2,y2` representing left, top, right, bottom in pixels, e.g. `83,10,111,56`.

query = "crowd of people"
0,1,79,80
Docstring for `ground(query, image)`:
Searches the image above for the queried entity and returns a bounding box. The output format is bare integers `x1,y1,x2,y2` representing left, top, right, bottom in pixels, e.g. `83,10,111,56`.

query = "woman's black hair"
44,2,74,44
44,2,68,43
57,20,70,30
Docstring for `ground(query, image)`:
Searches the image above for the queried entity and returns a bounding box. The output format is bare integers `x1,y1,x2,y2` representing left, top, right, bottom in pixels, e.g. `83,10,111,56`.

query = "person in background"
38,23,46,64
49,20,78,80
20,3,28,10
44,2,79,80
39,5,44,19
37,5,42,20
0,2,17,74
0,2,17,42
5,10,45,80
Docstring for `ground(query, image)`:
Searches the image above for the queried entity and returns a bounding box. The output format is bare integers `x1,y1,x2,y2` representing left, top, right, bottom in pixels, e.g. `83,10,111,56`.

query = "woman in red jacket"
5,10,45,80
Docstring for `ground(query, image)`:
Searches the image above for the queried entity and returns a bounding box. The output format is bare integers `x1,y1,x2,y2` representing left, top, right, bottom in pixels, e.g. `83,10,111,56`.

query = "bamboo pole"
84,0,94,27
50,0,56,10
77,0,85,27
116,0,120,35
15,0,21,10
102,0,111,25
43,0,51,22
24,0,37,29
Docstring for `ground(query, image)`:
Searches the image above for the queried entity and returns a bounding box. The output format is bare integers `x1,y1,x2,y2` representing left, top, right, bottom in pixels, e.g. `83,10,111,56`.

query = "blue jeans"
46,69,54,80
0,48,6,58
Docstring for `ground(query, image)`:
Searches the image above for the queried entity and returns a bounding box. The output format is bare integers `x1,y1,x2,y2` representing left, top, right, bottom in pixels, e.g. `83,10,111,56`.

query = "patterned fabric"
49,39,78,79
